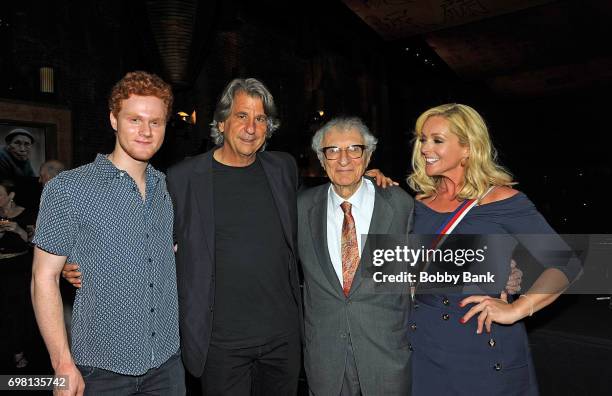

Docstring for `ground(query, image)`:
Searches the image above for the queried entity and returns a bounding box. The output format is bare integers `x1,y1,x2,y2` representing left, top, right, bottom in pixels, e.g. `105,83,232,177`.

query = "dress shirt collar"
329,177,368,211
94,153,162,182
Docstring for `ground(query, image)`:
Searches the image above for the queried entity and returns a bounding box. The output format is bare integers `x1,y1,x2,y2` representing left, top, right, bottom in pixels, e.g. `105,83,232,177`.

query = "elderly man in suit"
298,117,414,395
166,78,303,395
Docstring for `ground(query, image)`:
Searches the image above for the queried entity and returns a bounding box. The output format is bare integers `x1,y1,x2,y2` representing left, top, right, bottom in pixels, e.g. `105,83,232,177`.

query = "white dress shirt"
326,178,376,284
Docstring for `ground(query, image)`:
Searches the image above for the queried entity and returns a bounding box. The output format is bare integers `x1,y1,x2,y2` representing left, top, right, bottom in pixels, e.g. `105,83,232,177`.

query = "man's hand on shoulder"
504,259,523,294
62,263,82,288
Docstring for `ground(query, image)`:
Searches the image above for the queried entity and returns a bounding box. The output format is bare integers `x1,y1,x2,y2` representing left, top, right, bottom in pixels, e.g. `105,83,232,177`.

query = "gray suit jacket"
298,181,414,396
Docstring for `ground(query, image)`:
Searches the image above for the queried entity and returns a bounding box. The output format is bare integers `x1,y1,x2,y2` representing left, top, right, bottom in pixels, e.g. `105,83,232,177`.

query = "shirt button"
442,297,450,306
442,313,450,321
493,363,502,371
408,343,413,352
340,333,347,339
146,233,149,238
151,332,156,337
148,258,152,263
410,324,417,331
149,283,154,288
488,338,496,347
150,308,155,313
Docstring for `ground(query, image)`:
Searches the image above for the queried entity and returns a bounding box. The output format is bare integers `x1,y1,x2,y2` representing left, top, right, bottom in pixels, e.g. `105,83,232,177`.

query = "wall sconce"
40,66,54,93
177,110,196,125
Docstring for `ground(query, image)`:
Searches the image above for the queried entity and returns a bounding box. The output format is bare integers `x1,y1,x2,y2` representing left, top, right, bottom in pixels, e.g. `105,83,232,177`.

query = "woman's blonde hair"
407,103,515,200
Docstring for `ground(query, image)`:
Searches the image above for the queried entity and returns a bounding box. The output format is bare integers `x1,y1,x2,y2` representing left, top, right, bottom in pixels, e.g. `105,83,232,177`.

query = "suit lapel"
259,154,294,251
192,150,215,263
367,188,394,234
309,185,345,297
348,186,393,296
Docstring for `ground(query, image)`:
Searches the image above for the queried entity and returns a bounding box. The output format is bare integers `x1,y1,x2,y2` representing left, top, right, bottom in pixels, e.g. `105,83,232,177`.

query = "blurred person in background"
39,160,66,186
0,179,36,369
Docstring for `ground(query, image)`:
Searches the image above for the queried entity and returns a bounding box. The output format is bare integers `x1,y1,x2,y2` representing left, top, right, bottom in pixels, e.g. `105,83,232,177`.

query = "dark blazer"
166,149,303,377
298,181,414,396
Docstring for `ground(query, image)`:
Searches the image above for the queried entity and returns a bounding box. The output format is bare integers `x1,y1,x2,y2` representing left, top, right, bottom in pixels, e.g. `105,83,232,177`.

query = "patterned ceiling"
342,0,612,96
342,0,554,39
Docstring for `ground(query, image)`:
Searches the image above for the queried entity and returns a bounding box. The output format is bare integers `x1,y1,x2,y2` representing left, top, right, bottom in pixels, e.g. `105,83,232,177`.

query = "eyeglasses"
320,145,366,160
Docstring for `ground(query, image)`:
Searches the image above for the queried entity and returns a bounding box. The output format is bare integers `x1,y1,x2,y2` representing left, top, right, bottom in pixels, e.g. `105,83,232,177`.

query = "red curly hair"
108,71,173,120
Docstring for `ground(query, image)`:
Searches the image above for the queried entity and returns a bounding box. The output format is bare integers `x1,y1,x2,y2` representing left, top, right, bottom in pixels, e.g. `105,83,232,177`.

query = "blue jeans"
77,350,185,395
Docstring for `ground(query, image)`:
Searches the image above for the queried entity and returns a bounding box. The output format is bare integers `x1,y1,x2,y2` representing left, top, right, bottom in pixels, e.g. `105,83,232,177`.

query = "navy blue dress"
410,192,580,396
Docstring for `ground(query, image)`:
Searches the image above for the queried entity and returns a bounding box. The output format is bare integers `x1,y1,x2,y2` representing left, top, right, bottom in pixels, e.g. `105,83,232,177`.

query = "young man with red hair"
32,71,184,396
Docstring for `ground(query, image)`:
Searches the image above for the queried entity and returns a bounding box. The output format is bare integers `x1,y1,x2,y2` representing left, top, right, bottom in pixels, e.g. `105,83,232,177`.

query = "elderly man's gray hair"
209,78,280,147
311,116,378,163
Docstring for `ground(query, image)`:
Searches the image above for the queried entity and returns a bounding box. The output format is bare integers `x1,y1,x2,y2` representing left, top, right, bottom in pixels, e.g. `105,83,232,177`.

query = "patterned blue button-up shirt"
33,154,179,375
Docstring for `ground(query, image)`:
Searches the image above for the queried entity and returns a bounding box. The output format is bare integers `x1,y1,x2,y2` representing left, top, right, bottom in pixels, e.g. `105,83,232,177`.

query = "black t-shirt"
211,157,298,347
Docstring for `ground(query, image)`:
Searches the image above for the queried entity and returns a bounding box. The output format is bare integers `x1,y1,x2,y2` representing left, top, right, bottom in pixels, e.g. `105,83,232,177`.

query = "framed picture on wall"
0,100,72,178
0,123,48,179
0,100,71,208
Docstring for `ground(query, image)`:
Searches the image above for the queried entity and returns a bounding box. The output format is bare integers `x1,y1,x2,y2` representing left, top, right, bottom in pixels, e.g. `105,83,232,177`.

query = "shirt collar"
329,177,368,210
94,154,162,182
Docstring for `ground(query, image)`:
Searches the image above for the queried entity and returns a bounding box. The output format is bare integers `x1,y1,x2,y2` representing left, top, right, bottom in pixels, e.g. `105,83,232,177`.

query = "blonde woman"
407,104,579,395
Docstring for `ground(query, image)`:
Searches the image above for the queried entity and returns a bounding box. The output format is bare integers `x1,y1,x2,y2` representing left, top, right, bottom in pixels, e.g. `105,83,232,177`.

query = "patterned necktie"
340,201,359,297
